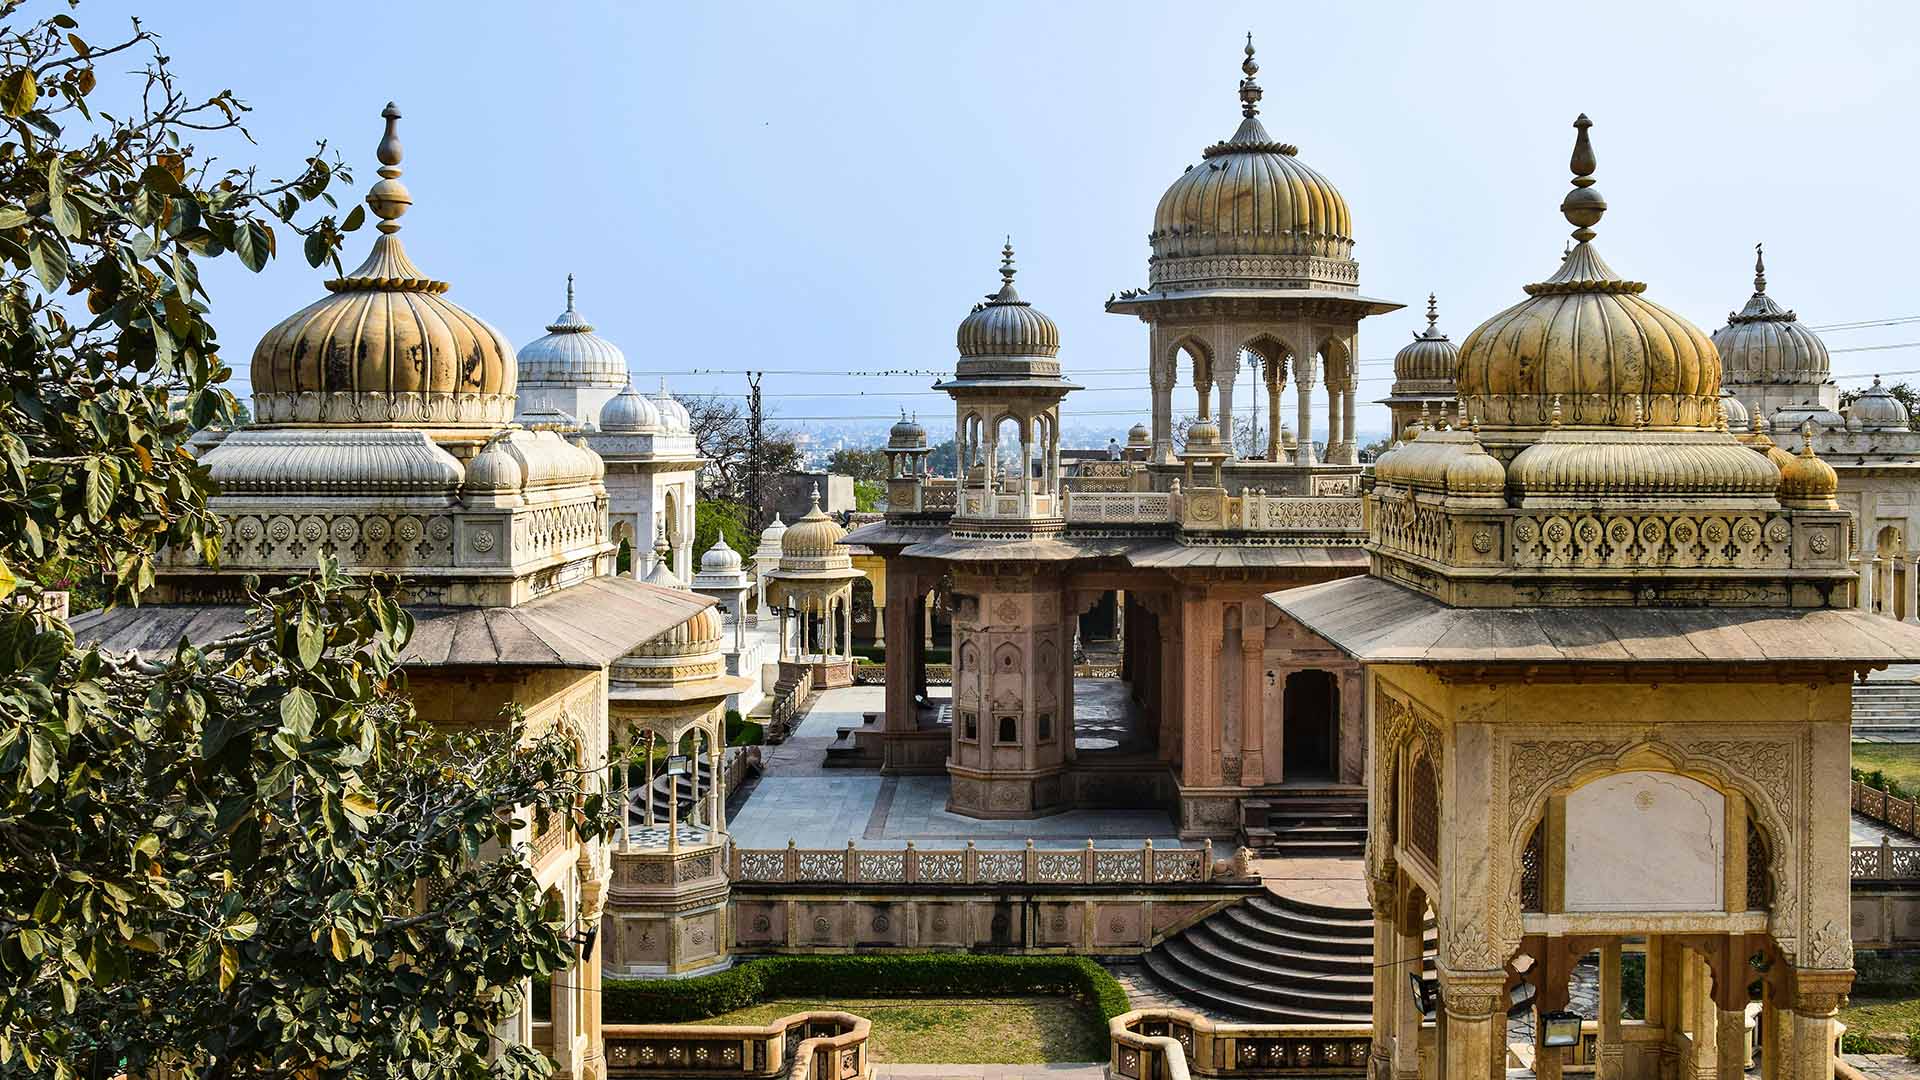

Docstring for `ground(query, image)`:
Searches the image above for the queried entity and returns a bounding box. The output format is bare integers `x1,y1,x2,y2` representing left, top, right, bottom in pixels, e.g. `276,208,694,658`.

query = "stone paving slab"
1847,1054,1920,1080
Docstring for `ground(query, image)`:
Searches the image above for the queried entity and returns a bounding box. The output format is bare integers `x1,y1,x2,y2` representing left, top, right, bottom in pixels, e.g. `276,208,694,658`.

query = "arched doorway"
1282,670,1337,780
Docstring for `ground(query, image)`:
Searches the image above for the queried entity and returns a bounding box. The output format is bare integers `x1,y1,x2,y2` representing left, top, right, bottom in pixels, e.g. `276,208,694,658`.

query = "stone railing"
768,664,814,742
612,842,727,890
1064,490,1175,524
1109,1009,1372,1079
602,1011,870,1079
1851,838,1920,881
1854,779,1919,837
730,838,1226,886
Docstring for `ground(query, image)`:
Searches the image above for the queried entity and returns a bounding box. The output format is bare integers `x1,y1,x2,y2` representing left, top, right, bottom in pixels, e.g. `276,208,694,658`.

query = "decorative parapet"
729,838,1234,887
1063,491,1174,524
1853,779,1919,837
1109,1008,1373,1079
611,842,726,891
601,1010,870,1079
1851,838,1920,881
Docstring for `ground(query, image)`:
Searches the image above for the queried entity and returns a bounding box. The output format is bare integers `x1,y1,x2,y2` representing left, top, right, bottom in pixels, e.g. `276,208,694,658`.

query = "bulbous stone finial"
1239,32,1262,118
1559,114,1606,243
368,102,411,234
1000,237,1016,289
1754,242,1767,294
1550,394,1564,429
565,272,575,311
1425,293,1438,330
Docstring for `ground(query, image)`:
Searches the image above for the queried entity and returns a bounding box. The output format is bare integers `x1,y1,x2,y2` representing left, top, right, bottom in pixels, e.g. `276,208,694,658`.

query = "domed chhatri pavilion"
766,487,866,687
1378,295,1460,441
71,104,735,1080
1269,115,1920,1080
515,275,629,429
1714,247,1920,621
856,40,1403,826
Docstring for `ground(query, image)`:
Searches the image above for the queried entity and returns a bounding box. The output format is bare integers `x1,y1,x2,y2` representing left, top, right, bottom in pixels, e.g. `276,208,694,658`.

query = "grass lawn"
683,996,1107,1064
1842,996,1920,1051
1853,743,1920,791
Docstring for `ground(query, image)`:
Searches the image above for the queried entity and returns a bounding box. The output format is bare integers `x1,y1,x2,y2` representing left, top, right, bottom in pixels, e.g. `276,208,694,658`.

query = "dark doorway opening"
1283,670,1338,780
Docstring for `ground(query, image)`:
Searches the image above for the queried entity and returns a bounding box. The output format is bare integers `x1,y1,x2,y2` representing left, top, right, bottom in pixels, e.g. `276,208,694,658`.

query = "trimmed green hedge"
538,955,1129,1025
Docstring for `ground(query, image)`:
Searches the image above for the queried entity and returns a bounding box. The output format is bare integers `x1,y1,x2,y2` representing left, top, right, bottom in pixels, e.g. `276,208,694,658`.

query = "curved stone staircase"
1142,892,1433,1023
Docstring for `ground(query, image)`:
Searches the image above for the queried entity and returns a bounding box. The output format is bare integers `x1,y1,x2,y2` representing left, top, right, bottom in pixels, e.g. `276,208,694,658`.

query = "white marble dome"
515,276,626,390
600,380,660,433
700,539,744,573
654,380,691,434
1848,376,1910,432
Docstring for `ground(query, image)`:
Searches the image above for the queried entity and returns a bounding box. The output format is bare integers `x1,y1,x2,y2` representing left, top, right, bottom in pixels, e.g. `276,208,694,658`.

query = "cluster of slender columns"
955,406,1061,517
1149,352,1361,465
610,721,725,855
1855,550,1920,622
1370,880,1843,1080
777,588,854,662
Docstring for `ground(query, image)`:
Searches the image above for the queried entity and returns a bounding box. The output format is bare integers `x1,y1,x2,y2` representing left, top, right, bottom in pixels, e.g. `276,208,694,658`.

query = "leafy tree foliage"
693,499,754,564
0,6,605,1077
680,393,801,522
826,447,887,483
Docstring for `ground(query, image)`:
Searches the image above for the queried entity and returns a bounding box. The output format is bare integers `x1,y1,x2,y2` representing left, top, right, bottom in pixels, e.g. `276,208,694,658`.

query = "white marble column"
1906,553,1920,624
1295,357,1318,467
1858,556,1874,611
1217,363,1238,461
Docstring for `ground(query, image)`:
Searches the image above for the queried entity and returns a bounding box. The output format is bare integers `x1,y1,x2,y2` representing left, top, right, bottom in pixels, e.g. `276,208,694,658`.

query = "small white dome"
701,539,744,572
515,276,627,389
758,513,788,545
654,379,691,434
600,380,659,433
1848,376,1911,431
463,441,523,493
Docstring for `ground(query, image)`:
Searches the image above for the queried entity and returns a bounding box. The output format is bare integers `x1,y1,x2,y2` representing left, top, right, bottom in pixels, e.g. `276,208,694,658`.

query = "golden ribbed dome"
955,242,1060,375
1445,432,1507,498
1148,36,1355,292
1713,245,1831,389
1394,295,1459,385
1455,117,1720,435
250,105,514,428
1777,425,1839,508
1507,428,1781,499
778,488,851,570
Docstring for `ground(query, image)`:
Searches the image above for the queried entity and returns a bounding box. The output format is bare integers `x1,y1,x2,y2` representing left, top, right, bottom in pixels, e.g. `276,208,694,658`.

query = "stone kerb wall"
578,1011,871,1079
1108,1009,1373,1079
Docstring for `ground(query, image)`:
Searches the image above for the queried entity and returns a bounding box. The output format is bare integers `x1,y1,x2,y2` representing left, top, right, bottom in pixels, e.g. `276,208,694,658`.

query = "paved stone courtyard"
728,683,1183,849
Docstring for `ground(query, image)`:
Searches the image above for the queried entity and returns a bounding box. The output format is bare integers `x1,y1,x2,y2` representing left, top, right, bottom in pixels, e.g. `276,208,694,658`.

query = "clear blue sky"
81,0,1920,439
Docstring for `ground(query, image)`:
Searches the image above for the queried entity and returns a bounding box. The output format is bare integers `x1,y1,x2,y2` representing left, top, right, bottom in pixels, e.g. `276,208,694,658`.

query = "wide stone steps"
1853,675,1920,734
629,760,716,822
1141,892,1432,1024
1242,788,1369,858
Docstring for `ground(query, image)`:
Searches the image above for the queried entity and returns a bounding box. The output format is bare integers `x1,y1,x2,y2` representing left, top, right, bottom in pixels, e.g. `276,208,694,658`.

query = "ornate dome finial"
999,237,1017,293
1425,293,1438,331
1550,394,1563,429
369,103,410,235
565,271,575,311
1560,114,1606,243
1753,242,1767,294
1239,32,1262,118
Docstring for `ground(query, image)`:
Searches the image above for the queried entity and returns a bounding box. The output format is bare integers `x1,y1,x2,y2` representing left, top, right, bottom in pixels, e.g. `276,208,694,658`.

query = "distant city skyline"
95,0,1920,438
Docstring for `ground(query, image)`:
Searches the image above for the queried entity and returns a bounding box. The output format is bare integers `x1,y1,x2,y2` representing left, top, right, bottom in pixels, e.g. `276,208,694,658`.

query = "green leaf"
46,159,79,239
26,731,55,786
280,686,317,736
342,788,378,820
217,943,237,991
0,68,37,118
0,207,29,229
223,912,259,941
296,603,323,669
28,232,68,290
0,557,15,601
341,204,366,232
83,457,119,522
303,229,326,269
234,219,272,272
329,926,350,962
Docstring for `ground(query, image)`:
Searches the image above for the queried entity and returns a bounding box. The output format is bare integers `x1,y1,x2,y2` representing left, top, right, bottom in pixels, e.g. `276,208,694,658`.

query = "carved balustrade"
612,842,727,890
1851,838,1920,881
601,1011,870,1079
1109,1009,1373,1079
730,838,1221,887
1853,779,1920,840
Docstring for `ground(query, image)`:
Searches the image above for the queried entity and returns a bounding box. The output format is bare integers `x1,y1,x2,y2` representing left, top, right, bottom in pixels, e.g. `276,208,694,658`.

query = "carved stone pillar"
1906,553,1920,623
1598,941,1624,1080
1216,357,1238,461
1786,971,1848,1080
1341,352,1359,463
1437,969,1507,1080
1267,362,1285,460
1294,351,1318,467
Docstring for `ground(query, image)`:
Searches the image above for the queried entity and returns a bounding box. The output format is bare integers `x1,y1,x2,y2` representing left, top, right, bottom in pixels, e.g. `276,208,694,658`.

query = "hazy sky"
80,0,1920,440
